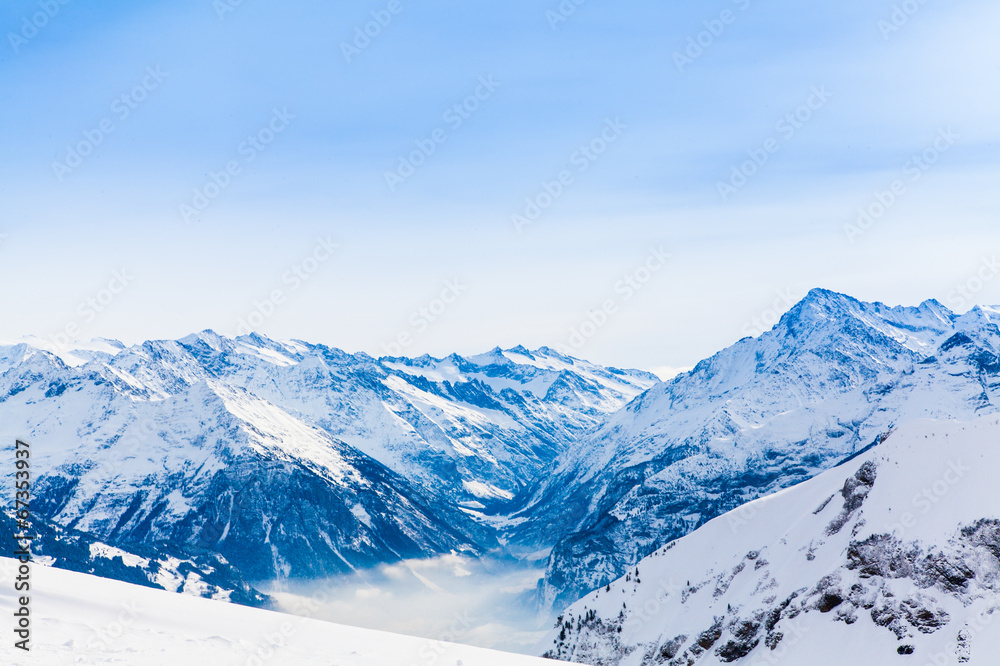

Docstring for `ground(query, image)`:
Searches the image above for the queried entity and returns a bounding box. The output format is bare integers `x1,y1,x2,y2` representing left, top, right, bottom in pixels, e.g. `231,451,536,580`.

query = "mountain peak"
795,287,861,312
765,289,959,356
466,347,511,366
772,288,860,337
803,286,848,301
179,329,230,349
535,345,572,360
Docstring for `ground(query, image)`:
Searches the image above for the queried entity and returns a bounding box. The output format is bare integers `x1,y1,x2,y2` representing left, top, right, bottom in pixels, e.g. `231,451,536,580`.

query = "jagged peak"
762,289,958,355
788,289,957,322
774,289,860,328
0,336,128,368
952,305,1000,340
88,337,126,349
801,287,857,305
178,329,231,351
917,297,949,312
466,347,512,367
534,345,576,361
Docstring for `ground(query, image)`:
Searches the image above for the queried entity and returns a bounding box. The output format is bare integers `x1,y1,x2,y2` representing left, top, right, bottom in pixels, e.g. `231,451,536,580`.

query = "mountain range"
4,288,1000,651
0,333,653,594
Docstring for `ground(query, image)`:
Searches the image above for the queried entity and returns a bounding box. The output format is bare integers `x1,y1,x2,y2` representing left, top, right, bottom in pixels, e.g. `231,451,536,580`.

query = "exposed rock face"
542,417,1000,665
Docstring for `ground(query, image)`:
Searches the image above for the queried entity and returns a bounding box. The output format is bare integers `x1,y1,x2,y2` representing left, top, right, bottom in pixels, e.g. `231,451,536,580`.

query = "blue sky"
1,0,998,374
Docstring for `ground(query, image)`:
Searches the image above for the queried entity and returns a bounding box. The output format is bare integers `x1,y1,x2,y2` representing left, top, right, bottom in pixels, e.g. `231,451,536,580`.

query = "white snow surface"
0,558,579,666
543,415,1000,665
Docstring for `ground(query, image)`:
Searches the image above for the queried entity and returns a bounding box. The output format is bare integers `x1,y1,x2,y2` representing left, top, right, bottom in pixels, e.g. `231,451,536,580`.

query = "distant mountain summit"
515,289,1000,607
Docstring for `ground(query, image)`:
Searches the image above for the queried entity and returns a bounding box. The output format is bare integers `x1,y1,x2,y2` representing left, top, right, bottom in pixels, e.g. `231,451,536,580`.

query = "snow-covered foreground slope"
0,558,580,666
542,416,1000,665
523,290,1000,607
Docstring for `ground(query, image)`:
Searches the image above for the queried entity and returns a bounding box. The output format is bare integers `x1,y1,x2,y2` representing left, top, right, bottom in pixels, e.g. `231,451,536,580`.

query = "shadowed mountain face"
0,335,655,587
1,509,270,607
517,290,1000,608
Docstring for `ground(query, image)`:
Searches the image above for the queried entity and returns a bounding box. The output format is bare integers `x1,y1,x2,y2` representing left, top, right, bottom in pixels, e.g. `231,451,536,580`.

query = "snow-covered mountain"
0,557,581,666
8,288,1000,625
0,335,654,585
542,415,1000,665
519,289,1000,607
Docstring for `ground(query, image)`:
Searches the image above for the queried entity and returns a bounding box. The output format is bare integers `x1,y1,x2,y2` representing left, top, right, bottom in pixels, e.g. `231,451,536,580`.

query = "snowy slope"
522,290,1000,606
542,416,1000,665
0,558,581,666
